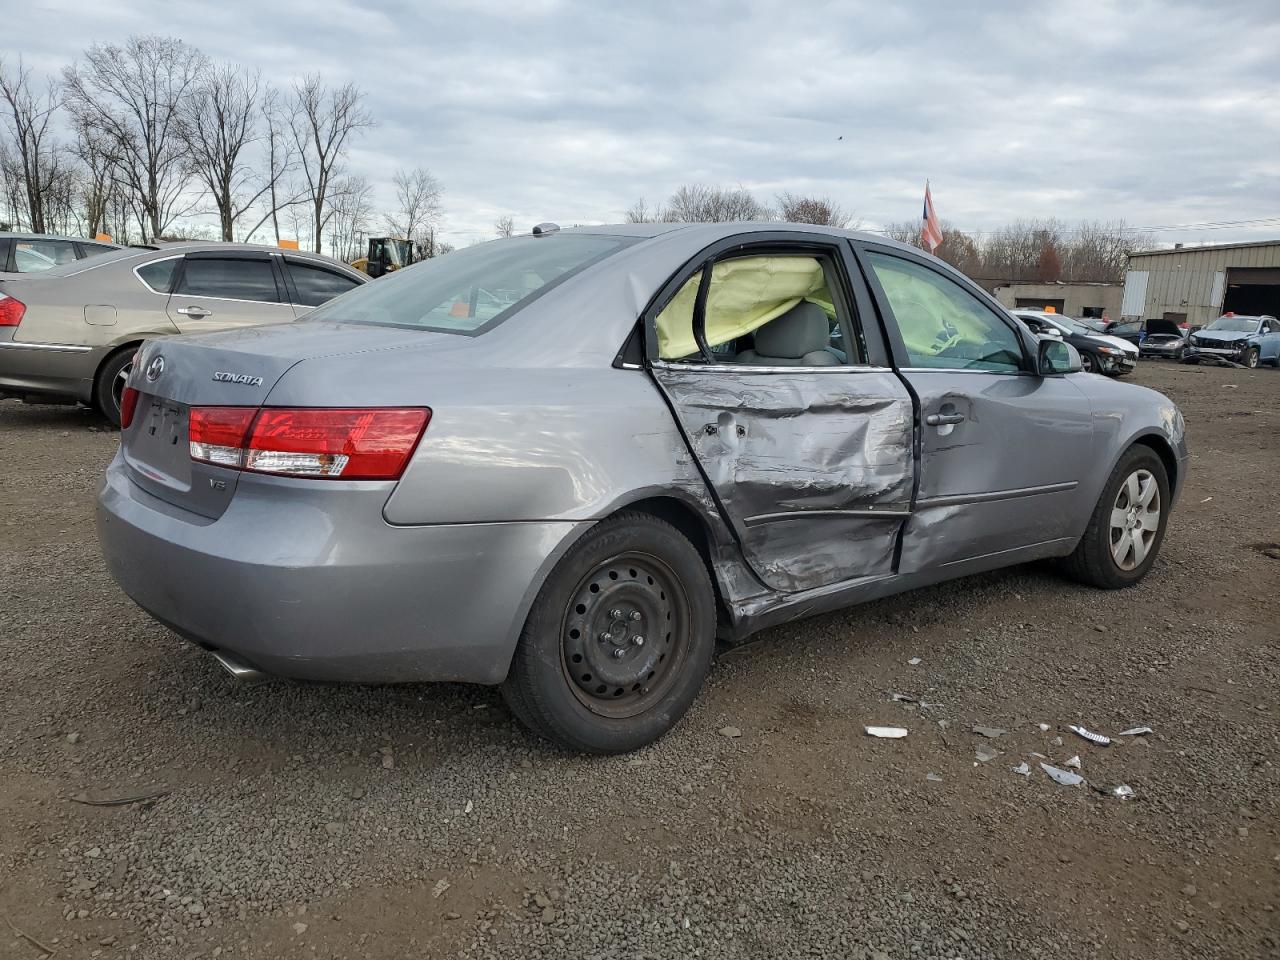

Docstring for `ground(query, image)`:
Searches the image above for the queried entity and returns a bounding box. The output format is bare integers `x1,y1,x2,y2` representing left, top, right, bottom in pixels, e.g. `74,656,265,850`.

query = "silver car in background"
0,243,366,424
98,222,1188,754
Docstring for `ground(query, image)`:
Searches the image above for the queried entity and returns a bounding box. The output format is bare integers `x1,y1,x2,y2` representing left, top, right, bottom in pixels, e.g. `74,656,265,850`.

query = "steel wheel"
559,551,691,719
1109,468,1160,571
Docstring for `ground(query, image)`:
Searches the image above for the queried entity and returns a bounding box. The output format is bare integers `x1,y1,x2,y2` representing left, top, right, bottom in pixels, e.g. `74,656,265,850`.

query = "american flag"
921,182,943,252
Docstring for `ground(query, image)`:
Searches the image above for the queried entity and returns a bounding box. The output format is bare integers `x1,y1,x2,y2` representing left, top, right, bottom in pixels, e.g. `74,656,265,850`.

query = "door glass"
176,258,279,303
14,240,78,272
867,252,1024,372
287,261,361,307
656,254,853,364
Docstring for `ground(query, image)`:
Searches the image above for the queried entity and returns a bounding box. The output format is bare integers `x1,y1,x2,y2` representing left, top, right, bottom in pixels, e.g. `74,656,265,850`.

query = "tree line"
0,36,447,261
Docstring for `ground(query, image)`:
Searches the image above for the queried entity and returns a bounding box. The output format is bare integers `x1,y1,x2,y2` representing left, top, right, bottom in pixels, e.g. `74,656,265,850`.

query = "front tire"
1242,347,1260,369
502,512,716,754
1062,446,1170,589
94,346,138,428
1079,351,1098,373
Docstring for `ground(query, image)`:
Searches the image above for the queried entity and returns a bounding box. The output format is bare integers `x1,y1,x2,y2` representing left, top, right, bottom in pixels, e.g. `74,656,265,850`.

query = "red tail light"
120,386,141,429
0,292,25,327
189,407,430,480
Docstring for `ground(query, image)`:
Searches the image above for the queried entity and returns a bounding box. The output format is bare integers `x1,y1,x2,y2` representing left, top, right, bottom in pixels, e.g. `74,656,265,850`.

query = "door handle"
925,412,966,426
176,305,211,318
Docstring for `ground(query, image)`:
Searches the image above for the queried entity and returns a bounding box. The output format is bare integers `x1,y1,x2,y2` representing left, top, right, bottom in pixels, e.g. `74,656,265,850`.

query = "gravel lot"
1,361,1277,960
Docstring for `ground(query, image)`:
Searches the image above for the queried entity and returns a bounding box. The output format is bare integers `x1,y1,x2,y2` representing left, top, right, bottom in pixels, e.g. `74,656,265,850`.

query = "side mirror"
1038,338,1081,375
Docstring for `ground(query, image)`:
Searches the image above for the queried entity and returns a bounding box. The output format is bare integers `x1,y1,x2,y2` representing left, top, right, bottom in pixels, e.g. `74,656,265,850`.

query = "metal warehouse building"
1121,240,1280,326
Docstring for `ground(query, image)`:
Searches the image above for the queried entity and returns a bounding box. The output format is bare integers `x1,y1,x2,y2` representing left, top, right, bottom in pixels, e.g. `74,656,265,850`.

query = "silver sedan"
97,222,1188,753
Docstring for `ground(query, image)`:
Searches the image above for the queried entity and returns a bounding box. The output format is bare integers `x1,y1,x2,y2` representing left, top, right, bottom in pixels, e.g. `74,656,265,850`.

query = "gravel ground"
1,361,1277,960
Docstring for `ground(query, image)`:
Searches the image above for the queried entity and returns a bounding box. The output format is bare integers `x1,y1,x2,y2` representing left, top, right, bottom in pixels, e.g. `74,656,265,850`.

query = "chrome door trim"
0,340,93,353
915,480,1078,509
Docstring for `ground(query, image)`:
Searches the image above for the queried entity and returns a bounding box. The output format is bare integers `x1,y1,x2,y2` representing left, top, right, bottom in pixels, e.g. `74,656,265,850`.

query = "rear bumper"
96,454,588,684
0,334,99,403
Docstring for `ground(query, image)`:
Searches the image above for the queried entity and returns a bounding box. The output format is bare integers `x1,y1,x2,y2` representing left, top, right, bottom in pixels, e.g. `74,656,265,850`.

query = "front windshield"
1205,316,1258,333
308,234,635,334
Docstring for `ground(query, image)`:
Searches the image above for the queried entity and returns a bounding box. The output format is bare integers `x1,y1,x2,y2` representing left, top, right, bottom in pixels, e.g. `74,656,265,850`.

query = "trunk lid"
121,322,445,519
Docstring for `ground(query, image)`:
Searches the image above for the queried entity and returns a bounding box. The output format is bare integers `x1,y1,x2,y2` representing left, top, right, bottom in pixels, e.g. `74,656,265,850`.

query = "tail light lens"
120,386,141,429
189,407,430,480
0,292,25,327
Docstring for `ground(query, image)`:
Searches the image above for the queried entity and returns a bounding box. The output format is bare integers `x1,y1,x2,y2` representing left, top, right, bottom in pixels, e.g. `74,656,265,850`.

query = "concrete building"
991,281,1123,320
1121,240,1280,325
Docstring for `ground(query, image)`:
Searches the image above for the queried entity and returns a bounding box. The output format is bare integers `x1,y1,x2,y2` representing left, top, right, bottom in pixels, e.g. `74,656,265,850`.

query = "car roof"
11,242,364,281
549,220,914,249
0,231,122,246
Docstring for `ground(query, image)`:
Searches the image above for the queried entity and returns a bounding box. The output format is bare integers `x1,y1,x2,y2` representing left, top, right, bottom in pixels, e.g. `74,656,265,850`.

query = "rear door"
646,233,914,594
166,252,294,334
856,243,1094,571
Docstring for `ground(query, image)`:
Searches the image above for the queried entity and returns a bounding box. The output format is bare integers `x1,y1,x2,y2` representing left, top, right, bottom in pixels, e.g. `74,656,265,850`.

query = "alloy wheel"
560,551,691,719
1110,468,1160,571
1080,352,1096,372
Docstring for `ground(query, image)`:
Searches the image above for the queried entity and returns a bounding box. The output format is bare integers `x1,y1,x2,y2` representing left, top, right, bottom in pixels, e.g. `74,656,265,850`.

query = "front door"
648,239,914,594
166,252,294,335
858,245,1095,572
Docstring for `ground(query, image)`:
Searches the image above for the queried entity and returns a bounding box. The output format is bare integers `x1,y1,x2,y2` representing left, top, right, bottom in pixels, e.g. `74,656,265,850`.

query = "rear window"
306,234,634,335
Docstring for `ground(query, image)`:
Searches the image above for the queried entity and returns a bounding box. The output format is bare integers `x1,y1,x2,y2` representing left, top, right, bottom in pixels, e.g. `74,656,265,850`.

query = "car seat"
736,301,838,366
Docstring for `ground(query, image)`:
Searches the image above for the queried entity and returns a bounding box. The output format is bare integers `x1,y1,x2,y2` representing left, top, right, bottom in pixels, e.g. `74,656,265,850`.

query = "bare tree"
384,166,442,243
239,87,307,245
881,221,922,246
71,119,114,237
0,58,64,233
625,196,660,223
62,36,208,242
180,63,268,241
493,215,514,238
775,193,858,228
325,175,375,263
663,184,768,223
289,75,373,252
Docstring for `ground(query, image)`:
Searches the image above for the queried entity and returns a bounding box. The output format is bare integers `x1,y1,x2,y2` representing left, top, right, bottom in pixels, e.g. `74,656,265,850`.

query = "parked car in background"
1099,318,1188,360
1014,313,1064,340
98,222,1188,754
0,232,121,273
0,243,367,424
1012,310,1138,375
1182,314,1280,368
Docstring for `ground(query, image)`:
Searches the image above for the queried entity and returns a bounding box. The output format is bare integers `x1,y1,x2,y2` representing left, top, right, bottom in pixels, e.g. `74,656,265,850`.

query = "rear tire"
502,512,716,754
1062,446,1170,589
94,346,138,428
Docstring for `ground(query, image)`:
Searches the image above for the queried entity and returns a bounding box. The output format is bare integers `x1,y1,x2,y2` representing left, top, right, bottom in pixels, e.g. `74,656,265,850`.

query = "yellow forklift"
352,237,415,278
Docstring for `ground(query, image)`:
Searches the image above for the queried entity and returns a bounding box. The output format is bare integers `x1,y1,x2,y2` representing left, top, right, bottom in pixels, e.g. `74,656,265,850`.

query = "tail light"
120,386,141,429
189,407,430,480
0,292,25,327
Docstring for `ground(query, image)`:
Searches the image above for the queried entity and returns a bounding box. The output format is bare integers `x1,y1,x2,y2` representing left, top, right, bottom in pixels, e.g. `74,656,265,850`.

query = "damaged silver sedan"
97,222,1188,753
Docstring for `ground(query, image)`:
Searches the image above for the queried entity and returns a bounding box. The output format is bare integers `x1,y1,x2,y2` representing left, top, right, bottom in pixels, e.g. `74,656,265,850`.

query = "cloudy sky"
12,0,1280,247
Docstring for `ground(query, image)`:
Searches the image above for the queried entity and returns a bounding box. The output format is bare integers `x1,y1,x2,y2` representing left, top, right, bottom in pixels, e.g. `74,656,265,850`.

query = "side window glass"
655,254,854,365
14,240,77,272
136,258,179,293
176,258,279,303
287,261,361,307
867,252,1024,372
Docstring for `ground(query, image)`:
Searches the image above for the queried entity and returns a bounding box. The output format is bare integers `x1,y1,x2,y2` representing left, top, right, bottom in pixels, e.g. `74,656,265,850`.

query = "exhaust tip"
208,648,269,683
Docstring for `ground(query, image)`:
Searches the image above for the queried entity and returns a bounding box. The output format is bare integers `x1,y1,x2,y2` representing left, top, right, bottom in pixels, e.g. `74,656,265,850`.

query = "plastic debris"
1041,762,1084,786
1038,723,1050,732
891,693,917,703
975,745,1001,763
972,725,1006,738
1068,724,1112,747
865,726,908,739
1200,496,1213,503
908,657,922,666
1065,755,1082,769
926,772,943,782
1118,726,1154,737
718,726,742,738
1093,783,1136,800
1012,762,1031,777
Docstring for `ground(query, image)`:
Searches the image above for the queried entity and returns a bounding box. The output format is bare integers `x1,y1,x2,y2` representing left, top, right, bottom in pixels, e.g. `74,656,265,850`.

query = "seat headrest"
753,301,831,359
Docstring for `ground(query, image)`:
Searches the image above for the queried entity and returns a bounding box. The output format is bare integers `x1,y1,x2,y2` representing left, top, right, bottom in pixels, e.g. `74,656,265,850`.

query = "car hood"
1146,319,1184,338
1093,332,1139,354
1193,329,1253,343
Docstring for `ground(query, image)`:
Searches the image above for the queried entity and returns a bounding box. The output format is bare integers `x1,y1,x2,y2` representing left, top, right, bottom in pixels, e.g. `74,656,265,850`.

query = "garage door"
1222,267,1280,317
